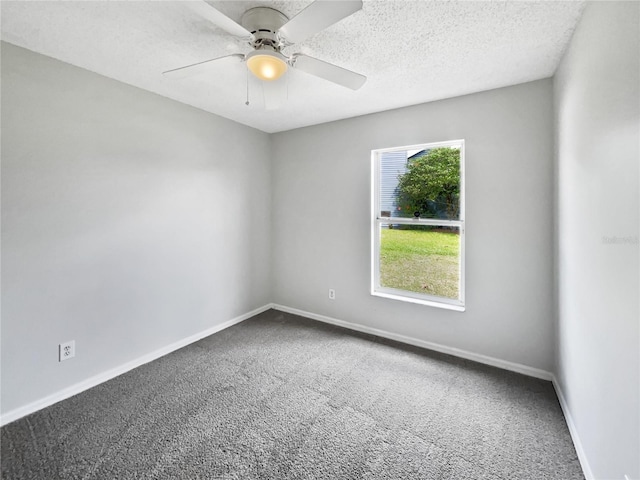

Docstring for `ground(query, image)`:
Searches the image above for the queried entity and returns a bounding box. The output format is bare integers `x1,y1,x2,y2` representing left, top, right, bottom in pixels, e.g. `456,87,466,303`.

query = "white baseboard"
0,304,271,427
272,304,553,381
552,375,595,480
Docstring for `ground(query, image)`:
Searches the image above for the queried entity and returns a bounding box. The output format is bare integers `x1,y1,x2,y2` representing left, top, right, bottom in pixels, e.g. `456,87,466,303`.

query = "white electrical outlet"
329,289,336,300
59,340,75,362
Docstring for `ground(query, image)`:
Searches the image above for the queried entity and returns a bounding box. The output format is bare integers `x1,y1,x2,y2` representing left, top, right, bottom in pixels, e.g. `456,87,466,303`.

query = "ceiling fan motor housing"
241,7,289,51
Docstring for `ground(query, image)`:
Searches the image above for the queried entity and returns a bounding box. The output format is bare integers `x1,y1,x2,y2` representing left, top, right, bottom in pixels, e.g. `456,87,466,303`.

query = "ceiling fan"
163,0,367,92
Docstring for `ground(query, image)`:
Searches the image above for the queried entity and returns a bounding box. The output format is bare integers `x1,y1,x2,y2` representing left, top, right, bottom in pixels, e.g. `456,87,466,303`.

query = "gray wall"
1,43,272,414
554,2,640,479
271,79,555,371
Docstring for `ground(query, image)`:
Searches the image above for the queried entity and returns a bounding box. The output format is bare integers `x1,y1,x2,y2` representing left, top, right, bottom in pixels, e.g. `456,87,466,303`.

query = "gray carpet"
1,309,583,479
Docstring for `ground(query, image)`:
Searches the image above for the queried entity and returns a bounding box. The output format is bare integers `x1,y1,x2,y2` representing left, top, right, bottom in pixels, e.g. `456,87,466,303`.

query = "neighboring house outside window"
380,149,430,222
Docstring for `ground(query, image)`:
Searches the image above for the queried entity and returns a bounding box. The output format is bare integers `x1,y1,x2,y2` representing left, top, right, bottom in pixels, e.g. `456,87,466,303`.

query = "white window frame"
371,139,465,311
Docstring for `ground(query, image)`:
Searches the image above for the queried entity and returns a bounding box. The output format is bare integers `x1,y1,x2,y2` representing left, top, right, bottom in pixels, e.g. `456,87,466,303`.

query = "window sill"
371,291,465,312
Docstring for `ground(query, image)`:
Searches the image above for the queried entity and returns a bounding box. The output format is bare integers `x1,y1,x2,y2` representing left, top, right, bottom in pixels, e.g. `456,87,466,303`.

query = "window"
371,140,465,311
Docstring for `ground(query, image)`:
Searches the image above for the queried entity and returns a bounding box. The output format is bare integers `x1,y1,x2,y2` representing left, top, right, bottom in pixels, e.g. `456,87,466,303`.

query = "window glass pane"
379,147,461,220
379,224,460,300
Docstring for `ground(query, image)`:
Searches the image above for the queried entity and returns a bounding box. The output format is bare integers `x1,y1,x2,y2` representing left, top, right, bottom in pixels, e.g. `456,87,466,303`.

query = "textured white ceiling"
1,0,585,133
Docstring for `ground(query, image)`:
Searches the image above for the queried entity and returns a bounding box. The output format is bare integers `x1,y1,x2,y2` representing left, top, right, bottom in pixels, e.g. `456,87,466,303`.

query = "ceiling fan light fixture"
246,50,288,81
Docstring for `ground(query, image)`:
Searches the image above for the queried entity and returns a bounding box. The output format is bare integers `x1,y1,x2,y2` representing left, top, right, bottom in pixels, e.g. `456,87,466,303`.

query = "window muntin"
371,140,465,310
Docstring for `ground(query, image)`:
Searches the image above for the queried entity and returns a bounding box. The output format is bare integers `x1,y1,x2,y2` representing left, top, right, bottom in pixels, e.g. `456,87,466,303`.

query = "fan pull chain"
245,67,250,106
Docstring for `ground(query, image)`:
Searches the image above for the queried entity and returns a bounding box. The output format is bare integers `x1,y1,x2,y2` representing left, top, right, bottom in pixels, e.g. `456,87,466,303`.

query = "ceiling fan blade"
278,0,363,45
292,54,366,90
163,54,244,79
185,1,252,38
